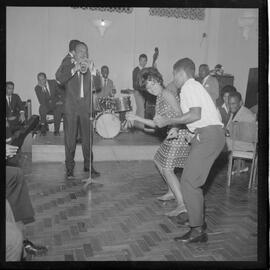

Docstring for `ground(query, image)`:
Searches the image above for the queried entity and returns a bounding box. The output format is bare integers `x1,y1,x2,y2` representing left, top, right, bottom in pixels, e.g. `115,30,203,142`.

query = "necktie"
8,96,11,106
44,86,50,96
104,79,107,87
79,73,84,98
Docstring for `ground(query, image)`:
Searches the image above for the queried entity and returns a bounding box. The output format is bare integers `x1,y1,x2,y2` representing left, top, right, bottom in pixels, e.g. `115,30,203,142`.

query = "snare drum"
95,112,121,139
114,96,132,112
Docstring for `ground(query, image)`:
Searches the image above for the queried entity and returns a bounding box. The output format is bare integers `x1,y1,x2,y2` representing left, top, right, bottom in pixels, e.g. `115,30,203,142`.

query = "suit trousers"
63,103,93,171
7,118,21,134
6,166,35,225
6,200,23,261
181,125,225,227
39,104,63,132
134,90,145,130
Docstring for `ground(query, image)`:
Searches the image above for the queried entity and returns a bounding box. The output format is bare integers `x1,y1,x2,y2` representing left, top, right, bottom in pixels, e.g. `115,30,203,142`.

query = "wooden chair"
22,99,32,121
227,121,258,188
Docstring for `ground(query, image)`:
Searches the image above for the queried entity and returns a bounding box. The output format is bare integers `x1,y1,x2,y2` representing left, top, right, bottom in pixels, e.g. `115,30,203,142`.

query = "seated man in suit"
226,91,256,174
6,144,48,259
198,64,219,105
6,199,23,261
217,85,237,126
226,91,256,149
35,72,64,136
6,81,26,134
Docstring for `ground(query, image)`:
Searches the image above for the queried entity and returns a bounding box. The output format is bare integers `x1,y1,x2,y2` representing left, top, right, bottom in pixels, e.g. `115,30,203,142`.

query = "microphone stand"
81,67,99,190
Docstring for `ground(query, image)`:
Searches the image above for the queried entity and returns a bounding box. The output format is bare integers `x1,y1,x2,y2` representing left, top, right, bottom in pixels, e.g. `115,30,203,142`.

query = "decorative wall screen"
149,8,205,20
72,7,134,14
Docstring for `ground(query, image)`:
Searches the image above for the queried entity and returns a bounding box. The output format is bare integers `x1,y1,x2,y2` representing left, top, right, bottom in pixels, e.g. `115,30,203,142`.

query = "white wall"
217,8,258,101
6,7,210,114
6,7,258,115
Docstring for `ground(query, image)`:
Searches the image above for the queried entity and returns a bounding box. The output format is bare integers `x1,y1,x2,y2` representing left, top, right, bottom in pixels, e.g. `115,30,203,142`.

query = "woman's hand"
126,114,138,122
153,115,171,128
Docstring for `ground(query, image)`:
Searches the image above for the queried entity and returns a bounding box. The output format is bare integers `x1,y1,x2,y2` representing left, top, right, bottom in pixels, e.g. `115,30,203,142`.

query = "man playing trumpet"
56,41,101,179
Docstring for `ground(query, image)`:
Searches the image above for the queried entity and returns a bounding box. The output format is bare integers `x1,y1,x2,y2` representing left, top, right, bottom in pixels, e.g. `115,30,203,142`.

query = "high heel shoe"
157,193,175,201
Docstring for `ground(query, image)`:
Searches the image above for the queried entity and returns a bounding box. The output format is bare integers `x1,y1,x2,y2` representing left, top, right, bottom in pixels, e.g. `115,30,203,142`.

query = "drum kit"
95,95,132,139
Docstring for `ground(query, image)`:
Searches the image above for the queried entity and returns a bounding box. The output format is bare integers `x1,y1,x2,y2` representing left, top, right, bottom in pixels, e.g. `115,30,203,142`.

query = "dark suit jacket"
133,66,145,92
217,104,231,127
6,93,24,118
35,80,61,110
96,78,114,99
202,75,219,105
55,54,101,114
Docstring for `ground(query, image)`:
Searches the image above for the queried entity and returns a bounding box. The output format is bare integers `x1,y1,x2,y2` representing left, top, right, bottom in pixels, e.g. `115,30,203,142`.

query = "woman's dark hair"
221,85,237,98
138,67,164,89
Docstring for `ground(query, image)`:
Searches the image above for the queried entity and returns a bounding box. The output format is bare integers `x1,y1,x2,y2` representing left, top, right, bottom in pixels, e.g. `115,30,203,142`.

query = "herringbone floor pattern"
22,156,257,261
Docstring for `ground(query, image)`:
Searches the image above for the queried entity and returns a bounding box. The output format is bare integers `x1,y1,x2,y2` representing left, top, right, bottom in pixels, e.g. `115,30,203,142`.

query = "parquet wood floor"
21,155,257,261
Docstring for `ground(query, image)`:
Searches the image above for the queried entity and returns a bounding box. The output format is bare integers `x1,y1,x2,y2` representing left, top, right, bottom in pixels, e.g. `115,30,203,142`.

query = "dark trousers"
6,166,35,225
39,104,63,132
64,106,93,171
181,125,225,227
7,118,22,134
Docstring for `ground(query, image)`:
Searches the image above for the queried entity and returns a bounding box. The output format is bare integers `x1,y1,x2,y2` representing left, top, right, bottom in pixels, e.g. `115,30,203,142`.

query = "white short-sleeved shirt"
180,78,223,132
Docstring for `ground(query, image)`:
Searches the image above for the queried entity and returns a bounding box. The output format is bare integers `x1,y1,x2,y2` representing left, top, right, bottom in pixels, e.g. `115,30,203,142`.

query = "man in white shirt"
199,64,219,105
154,58,225,243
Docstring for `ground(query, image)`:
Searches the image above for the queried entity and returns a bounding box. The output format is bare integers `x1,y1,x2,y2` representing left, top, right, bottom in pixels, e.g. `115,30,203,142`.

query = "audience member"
226,91,256,151
6,144,48,259
6,200,23,261
6,81,25,134
198,64,219,105
217,85,237,126
35,72,64,136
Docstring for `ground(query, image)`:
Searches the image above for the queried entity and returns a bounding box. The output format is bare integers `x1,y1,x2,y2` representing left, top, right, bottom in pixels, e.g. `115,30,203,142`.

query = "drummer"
95,65,116,100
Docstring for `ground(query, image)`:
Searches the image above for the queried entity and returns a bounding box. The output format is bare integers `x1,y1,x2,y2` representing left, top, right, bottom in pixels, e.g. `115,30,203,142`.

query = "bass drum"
95,112,121,139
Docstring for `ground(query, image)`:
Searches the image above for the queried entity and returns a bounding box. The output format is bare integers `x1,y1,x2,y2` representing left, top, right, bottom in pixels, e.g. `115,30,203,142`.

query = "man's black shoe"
54,131,60,136
23,239,48,256
174,227,208,243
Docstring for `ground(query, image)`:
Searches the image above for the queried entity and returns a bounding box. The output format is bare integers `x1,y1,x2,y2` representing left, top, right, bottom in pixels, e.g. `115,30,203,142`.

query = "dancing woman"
127,67,190,216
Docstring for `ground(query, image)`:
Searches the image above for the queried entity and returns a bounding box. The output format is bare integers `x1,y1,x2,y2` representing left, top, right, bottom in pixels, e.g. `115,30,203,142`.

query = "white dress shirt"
180,78,223,132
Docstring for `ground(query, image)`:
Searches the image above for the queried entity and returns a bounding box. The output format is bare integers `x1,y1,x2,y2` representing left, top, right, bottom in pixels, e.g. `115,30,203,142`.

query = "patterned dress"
154,92,190,169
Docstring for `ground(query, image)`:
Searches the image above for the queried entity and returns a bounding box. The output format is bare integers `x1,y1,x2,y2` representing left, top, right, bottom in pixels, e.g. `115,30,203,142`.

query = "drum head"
95,113,121,139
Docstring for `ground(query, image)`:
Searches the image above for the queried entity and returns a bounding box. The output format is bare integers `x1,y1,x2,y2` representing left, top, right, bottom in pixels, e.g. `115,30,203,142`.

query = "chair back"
231,121,257,150
22,99,32,120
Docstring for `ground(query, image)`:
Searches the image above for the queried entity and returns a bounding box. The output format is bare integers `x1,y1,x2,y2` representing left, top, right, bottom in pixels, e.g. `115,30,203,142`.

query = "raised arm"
55,56,77,84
